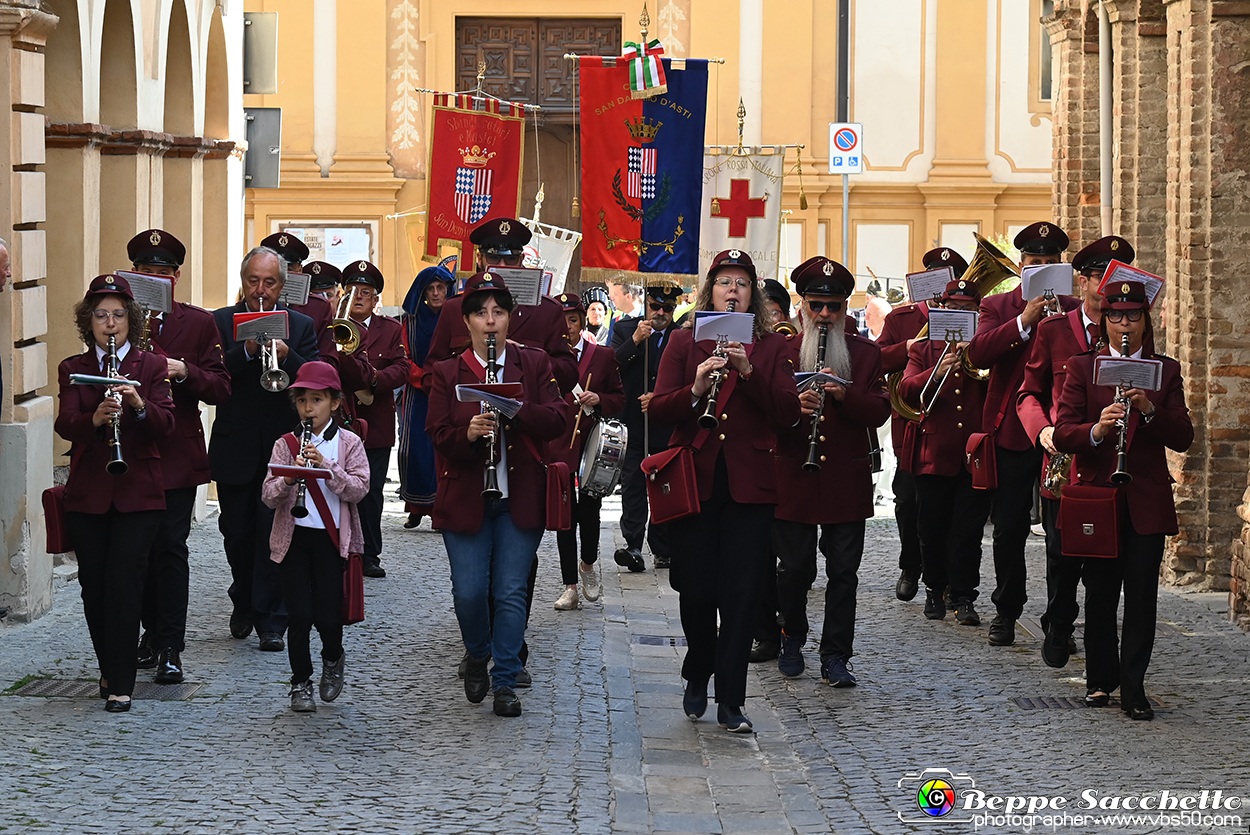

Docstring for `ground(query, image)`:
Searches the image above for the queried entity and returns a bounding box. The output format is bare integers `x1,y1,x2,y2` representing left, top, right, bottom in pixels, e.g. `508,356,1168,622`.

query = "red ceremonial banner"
424,95,526,271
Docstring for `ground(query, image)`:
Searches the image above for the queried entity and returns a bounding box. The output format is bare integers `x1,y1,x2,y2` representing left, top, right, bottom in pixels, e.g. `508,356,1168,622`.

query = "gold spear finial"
476,55,487,96
640,1,650,41
735,98,747,154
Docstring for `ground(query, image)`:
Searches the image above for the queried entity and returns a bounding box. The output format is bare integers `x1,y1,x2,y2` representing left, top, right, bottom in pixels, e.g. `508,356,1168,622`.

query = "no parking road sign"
828,122,864,174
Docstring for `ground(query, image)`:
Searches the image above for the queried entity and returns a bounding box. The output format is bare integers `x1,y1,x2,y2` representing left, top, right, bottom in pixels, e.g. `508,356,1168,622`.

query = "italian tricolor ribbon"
622,39,667,98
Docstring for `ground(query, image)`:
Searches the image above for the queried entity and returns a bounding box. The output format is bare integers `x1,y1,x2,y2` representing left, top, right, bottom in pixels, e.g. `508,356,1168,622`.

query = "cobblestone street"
1,490,1248,834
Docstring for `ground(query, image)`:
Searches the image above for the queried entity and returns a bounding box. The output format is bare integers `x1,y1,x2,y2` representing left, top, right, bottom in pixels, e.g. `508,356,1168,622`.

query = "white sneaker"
553,587,580,610
580,562,601,602
1031,523,1046,537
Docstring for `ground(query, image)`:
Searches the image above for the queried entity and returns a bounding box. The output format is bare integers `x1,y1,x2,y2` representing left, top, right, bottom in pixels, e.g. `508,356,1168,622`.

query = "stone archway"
162,0,197,302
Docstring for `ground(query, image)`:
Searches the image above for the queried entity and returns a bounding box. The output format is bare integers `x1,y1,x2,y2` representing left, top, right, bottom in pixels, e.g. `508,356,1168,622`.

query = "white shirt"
572,337,586,363
94,340,131,370
294,425,342,530
472,346,509,499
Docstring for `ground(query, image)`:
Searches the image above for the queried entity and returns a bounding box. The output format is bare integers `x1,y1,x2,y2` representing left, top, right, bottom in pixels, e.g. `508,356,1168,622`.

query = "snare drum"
578,418,629,499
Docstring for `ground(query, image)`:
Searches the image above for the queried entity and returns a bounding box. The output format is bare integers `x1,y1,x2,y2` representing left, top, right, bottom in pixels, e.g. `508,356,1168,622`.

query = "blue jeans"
442,499,542,690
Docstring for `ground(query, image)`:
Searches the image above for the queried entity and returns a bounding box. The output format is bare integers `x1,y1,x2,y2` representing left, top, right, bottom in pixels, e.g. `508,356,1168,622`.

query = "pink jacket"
262,425,371,563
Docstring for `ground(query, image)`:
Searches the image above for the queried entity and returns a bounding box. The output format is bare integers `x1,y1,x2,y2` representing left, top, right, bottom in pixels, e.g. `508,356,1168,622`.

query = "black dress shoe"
104,698,132,713
717,704,753,734
748,639,779,663
493,687,522,717
1083,692,1111,708
320,652,346,702
923,589,946,620
987,616,1015,646
613,547,645,573
362,561,387,578
1125,705,1154,721
1041,628,1071,669
136,632,157,669
229,608,253,639
99,679,108,700
515,667,532,688
653,553,672,569
403,512,424,529
463,655,490,704
895,569,920,602
682,679,708,720
154,648,184,684
258,632,285,652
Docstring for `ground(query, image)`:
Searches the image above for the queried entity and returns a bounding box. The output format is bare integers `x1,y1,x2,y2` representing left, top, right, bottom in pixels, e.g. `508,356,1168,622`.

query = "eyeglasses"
483,254,523,266
1105,309,1144,322
806,300,843,314
92,309,128,322
713,277,752,290
352,287,378,299
648,301,675,312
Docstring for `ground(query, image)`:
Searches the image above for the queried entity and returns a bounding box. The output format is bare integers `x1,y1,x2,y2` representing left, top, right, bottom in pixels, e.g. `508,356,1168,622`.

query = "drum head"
579,420,604,484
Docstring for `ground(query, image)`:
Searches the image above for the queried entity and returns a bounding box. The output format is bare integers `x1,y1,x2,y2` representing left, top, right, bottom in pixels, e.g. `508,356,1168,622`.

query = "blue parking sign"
832,157,843,167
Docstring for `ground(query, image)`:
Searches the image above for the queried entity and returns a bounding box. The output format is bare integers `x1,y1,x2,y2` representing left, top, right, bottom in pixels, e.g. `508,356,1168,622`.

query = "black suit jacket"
208,302,319,484
611,316,677,453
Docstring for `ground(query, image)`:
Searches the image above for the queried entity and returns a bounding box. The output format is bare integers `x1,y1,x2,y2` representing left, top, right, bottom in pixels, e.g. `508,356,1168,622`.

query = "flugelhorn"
802,323,830,472
105,334,128,476
291,418,314,519
1110,333,1133,486
698,300,736,430
482,332,503,499
332,287,364,355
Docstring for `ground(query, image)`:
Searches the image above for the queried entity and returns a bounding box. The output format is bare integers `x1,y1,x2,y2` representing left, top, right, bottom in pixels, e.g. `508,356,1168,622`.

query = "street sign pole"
829,122,863,267
842,174,849,265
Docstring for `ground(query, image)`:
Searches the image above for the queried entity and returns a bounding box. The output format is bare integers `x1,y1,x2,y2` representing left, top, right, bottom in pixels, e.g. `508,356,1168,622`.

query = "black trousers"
1081,525,1164,710
619,435,671,557
668,457,773,707
772,518,865,660
915,471,992,601
893,467,923,575
988,445,1042,620
141,487,197,652
1040,496,1082,635
358,446,392,566
279,526,345,685
557,474,602,585
68,508,162,697
217,471,287,635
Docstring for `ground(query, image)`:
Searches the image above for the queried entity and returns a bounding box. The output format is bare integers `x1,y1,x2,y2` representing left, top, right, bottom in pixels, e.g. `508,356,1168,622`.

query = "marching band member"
877,247,967,605
399,265,454,529
423,218,578,393
1017,236,1136,666
126,230,231,686
1052,279,1192,720
769,257,889,686
425,273,566,718
965,223,1080,646
649,250,801,733
209,247,319,652
899,279,991,625
334,260,411,579
262,233,337,363
611,285,683,573
304,260,344,363
56,275,175,712
549,294,625,610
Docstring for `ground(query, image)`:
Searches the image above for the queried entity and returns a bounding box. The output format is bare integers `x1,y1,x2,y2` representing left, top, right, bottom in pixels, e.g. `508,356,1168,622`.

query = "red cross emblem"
712,179,767,238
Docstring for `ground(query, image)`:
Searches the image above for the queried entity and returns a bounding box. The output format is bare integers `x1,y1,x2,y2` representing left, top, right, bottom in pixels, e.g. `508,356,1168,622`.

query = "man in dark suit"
769,257,890,686
423,218,578,393
127,230,232,684
1017,235,1136,665
966,222,1081,646
610,284,682,572
335,260,411,578
209,246,319,651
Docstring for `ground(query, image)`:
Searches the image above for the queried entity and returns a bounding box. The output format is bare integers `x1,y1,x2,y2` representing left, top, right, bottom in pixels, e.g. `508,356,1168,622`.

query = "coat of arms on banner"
455,145,497,224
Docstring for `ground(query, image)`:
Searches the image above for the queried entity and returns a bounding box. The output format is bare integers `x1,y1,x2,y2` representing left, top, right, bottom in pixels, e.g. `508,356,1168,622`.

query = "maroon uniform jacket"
425,341,567,533
424,294,579,394
899,341,989,477
966,288,1080,451
55,348,176,513
548,342,626,470
337,314,410,449
150,302,231,489
650,329,801,505
877,301,929,454
1052,350,1193,535
774,331,890,525
1016,307,1099,498
291,293,335,362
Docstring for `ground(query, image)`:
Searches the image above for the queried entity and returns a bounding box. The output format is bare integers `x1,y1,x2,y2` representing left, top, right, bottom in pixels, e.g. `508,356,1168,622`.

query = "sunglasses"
1105,309,1144,322
648,301,676,312
806,300,843,314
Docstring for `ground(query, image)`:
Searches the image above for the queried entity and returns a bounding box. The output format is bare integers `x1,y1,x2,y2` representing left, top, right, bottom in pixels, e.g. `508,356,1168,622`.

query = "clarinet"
697,300,736,430
290,418,314,518
482,333,503,499
802,324,830,472
1110,333,1133,485
105,335,128,476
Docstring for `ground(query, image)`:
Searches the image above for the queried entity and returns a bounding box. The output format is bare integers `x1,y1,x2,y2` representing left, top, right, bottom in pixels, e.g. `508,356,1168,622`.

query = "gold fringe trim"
579,267,695,290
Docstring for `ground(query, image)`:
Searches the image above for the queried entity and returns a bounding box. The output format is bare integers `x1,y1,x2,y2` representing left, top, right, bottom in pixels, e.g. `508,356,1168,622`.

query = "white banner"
520,217,581,297
699,148,785,282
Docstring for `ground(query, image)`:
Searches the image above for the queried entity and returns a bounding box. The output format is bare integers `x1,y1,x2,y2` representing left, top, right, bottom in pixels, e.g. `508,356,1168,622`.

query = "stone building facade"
1047,0,1250,628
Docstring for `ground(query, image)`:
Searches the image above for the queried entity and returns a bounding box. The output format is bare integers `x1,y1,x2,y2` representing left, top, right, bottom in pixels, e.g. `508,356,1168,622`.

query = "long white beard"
799,311,853,378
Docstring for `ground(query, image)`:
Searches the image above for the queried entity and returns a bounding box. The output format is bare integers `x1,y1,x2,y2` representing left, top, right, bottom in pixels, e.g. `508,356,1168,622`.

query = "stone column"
1044,1,1101,251
0,3,57,621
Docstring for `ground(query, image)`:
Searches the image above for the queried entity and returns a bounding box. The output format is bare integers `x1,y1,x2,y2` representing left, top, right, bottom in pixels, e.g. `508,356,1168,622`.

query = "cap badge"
1110,240,1119,251
822,261,834,276
959,280,967,289
499,220,511,235
105,276,114,285
358,261,368,272
311,264,321,274
728,249,741,259
149,231,161,246
1121,282,1130,294
560,294,567,302
279,234,289,247
942,249,951,261
1040,225,1051,238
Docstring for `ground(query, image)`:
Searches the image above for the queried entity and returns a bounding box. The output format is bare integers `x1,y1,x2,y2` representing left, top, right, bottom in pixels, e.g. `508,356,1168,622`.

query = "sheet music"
693,311,755,344
1100,260,1164,306
278,271,312,307
69,374,142,388
484,268,543,306
925,309,979,343
114,271,173,314
1020,263,1074,300
905,267,953,304
795,371,852,388
233,311,290,341
455,384,524,419
1094,356,1163,391
267,464,333,481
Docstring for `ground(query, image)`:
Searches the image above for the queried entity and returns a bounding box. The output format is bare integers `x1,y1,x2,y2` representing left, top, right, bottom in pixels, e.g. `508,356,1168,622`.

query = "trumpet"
802,324,830,472
332,286,364,355
1041,288,1062,319
105,334,128,476
1110,333,1133,485
259,334,290,392
291,418,314,519
698,300,736,430
482,332,503,499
